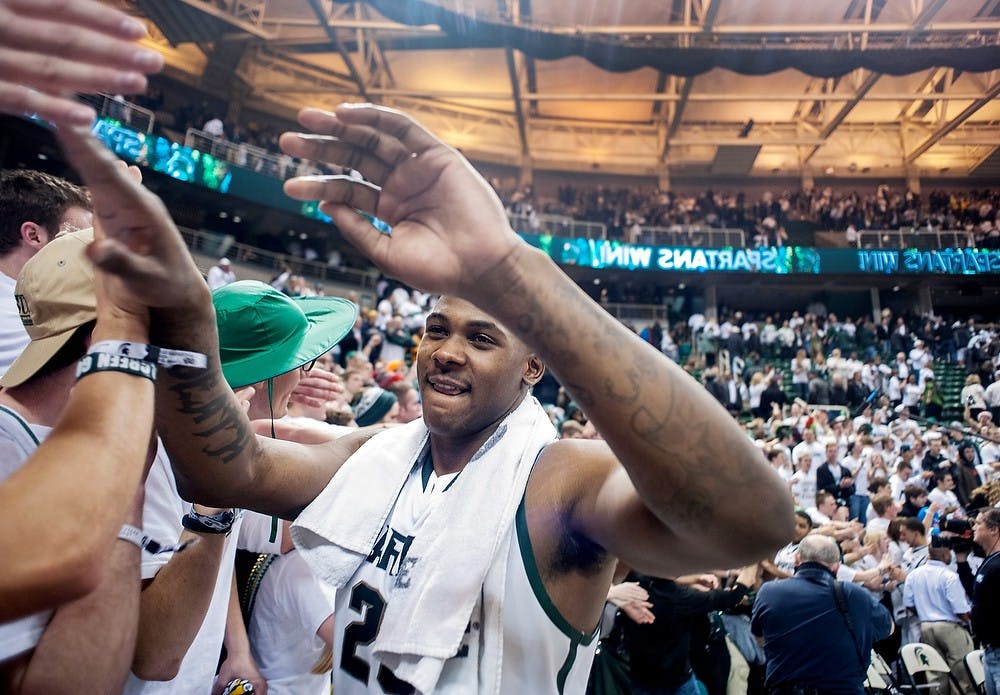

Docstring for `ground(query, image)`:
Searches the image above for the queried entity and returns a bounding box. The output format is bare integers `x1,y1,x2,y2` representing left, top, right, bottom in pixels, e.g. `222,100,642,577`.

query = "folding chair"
899,642,962,694
964,649,986,695
867,650,900,694
867,662,893,693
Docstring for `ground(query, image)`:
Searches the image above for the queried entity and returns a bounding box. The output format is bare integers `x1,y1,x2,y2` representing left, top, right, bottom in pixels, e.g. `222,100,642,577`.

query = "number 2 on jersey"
341,582,415,695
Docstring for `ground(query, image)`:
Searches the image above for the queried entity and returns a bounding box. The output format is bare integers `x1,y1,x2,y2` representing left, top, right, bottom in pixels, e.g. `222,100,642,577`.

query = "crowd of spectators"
112,88,1000,249
623,305,1000,426
499,182,1000,247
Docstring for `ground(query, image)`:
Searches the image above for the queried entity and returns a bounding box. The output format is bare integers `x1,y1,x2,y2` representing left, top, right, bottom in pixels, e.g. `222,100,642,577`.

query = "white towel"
292,395,557,694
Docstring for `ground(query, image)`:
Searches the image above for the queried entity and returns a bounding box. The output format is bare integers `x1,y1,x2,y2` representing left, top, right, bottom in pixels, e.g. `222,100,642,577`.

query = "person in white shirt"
806,491,839,526
791,348,811,401
790,452,818,509
885,369,903,405
908,340,932,377
890,458,915,502
75,108,797,695
984,370,1000,421
893,353,910,383
203,117,225,138
901,374,923,413
866,493,899,535
902,542,975,694
890,407,921,446
206,257,236,290
791,427,826,470
927,470,962,514
0,169,92,377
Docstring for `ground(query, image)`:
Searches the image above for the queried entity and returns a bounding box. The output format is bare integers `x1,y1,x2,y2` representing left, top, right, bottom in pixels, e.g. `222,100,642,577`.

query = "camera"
932,517,977,555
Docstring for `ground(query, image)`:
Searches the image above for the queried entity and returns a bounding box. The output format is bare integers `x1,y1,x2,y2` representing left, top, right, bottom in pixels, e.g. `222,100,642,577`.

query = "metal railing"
508,213,746,247
179,227,379,291
855,229,976,250
79,93,155,133
601,302,669,323
183,128,325,180
507,211,608,239
636,225,746,248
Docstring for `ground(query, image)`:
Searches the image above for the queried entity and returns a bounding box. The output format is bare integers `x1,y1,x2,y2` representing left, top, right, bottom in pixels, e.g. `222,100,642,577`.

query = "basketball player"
57,107,796,694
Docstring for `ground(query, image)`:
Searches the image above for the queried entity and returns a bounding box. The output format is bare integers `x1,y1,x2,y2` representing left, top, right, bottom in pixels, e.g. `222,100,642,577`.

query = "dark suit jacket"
816,462,855,504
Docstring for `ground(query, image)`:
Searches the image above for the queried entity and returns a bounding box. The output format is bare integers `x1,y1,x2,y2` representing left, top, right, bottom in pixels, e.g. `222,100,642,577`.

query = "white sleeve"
139,445,185,580
282,553,335,636
238,510,283,555
836,564,858,582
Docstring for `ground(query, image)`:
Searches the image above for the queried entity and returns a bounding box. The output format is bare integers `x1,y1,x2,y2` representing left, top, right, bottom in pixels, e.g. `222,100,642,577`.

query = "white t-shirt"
206,266,236,290
248,551,334,695
927,487,960,511
0,273,30,378
0,412,52,661
123,461,280,695
791,440,825,469
791,358,811,385
790,469,817,509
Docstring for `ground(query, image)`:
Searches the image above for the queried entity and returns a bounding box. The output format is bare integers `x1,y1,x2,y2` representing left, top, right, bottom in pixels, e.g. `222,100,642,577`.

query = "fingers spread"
0,81,95,126
0,16,162,75
7,0,150,40
279,133,393,186
283,175,381,214
334,103,441,155
0,47,148,96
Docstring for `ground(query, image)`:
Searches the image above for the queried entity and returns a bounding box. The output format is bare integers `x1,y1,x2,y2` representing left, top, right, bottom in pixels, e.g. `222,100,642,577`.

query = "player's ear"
523,354,544,387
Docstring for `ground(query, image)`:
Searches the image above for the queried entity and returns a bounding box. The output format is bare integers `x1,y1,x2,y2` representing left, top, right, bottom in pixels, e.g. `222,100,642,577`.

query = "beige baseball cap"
1,229,96,388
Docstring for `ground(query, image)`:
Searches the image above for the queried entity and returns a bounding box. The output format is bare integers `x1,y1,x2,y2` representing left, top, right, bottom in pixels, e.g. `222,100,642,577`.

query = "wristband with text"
76,353,157,382
182,508,240,535
88,340,208,369
118,524,195,554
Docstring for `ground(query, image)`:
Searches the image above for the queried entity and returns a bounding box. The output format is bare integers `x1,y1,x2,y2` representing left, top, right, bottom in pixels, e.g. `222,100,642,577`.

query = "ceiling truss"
127,0,1000,179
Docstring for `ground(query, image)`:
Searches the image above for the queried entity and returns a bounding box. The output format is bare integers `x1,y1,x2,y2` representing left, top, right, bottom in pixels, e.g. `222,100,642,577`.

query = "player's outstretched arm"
281,104,796,572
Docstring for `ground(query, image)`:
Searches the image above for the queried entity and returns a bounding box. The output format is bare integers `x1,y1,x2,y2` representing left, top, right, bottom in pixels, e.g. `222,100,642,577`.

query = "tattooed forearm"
160,368,255,465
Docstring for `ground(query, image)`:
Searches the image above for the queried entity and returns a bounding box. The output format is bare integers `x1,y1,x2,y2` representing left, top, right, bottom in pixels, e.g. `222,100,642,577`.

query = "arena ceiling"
119,0,1000,181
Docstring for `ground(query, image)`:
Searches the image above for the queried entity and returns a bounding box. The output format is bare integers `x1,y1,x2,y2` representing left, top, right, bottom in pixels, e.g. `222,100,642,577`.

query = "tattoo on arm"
165,369,254,464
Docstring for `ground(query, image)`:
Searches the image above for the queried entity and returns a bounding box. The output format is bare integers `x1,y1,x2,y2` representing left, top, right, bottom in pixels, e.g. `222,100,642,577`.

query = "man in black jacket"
816,439,855,508
620,566,758,695
970,508,1000,695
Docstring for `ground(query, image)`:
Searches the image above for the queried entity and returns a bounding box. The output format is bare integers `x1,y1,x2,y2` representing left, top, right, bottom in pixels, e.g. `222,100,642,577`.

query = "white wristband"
118,524,196,555
89,341,208,369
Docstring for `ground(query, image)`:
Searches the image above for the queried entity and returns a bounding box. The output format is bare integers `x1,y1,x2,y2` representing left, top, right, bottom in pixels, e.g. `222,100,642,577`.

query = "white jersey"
0,407,52,661
333,459,598,694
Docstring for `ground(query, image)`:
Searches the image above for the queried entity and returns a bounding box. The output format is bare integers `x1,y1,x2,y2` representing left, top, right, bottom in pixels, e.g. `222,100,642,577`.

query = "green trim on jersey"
555,642,581,695
0,405,41,445
421,453,434,491
514,496,598,646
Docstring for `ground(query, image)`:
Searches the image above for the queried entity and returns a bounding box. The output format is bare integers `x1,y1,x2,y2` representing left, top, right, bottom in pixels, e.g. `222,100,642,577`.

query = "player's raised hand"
0,0,163,126
281,105,522,299
56,126,207,315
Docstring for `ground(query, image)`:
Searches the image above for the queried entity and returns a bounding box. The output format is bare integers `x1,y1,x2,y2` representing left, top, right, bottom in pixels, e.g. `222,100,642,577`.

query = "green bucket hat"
213,280,357,388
